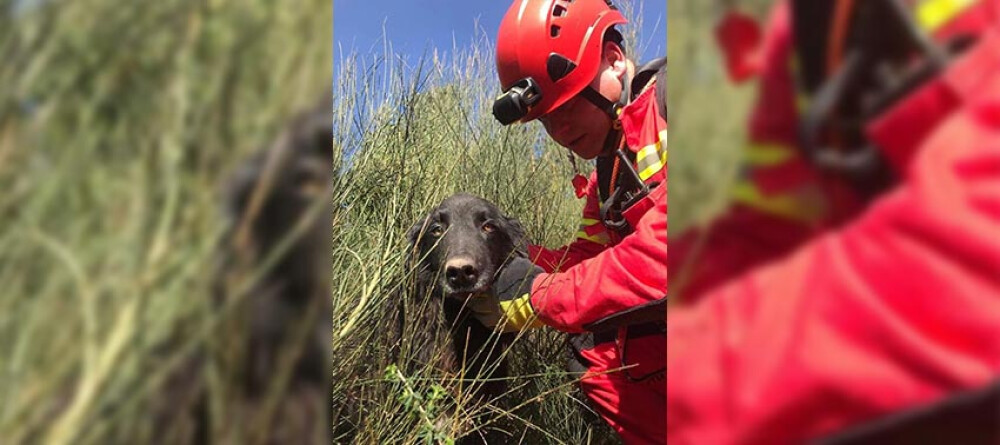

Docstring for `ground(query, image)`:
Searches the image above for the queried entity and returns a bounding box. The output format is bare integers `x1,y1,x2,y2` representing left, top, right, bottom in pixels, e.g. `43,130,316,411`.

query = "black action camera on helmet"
493,77,542,125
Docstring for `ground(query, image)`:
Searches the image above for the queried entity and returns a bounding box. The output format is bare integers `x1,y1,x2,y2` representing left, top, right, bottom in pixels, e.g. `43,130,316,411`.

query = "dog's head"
408,193,527,297
222,97,333,286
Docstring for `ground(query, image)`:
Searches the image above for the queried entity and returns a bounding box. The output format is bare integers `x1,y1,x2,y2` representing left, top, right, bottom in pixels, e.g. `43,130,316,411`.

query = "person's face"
540,42,627,160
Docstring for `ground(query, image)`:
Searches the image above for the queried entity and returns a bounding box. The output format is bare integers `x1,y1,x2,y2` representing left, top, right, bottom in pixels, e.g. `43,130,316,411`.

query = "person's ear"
602,41,627,79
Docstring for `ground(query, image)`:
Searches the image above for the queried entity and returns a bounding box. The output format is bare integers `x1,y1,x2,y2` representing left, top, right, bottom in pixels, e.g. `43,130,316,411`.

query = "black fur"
217,96,332,397
403,193,527,443
151,95,332,445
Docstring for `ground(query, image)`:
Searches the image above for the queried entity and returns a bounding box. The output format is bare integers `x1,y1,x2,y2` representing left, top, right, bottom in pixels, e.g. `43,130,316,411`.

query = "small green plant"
384,364,455,445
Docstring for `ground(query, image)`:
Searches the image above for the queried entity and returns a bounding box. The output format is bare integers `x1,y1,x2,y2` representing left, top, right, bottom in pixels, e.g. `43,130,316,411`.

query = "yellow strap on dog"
499,293,544,332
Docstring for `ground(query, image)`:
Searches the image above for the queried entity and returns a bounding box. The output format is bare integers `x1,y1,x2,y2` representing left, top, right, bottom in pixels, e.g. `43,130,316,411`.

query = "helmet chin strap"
564,69,633,200
581,68,651,236
577,69,633,156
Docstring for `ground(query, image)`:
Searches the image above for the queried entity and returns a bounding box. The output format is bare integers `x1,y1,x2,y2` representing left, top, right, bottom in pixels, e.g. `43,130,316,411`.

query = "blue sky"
334,0,666,63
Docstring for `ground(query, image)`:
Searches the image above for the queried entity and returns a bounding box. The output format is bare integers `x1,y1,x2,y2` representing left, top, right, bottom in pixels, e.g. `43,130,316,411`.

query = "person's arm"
482,72,670,334
667,114,1000,443
528,240,606,273
528,185,667,333
528,171,613,273
669,202,818,302
474,185,666,334
670,0,833,303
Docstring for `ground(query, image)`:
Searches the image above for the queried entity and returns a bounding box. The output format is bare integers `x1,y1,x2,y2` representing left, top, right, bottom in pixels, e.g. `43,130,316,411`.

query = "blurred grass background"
0,0,330,443
667,0,771,232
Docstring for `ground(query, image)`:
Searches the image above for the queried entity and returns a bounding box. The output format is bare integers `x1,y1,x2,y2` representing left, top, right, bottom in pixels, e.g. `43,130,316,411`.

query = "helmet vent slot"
553,4,567,17
550,25,561,37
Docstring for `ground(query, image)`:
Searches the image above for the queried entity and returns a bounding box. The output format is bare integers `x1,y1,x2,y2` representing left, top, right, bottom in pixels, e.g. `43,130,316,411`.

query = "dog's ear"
407,217,428,247
405,214,432,271
221,154,265,228
501,214,529,257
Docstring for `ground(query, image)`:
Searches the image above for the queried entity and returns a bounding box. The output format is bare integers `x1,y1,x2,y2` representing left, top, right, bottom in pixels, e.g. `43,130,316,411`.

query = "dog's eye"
482,221,497,234
429,225,444,237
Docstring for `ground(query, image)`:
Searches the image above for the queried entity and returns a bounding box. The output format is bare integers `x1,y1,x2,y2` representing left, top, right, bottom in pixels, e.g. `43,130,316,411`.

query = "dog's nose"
445,258,480,289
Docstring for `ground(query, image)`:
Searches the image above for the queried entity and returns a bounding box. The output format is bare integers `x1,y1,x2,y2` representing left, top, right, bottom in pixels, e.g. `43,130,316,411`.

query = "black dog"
212,95,332,444
402,193,527,442
217,94,332,393
149,96,333,445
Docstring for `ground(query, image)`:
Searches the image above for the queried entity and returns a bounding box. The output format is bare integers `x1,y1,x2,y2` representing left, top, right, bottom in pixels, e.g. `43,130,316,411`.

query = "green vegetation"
668,0,770,232
330,25,616,445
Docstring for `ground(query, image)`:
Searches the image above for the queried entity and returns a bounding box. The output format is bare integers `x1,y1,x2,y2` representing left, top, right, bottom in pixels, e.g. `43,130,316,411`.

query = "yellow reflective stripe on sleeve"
498,293,544,331
575,229,610,245
636,146,664,180
730,180,819,223
795,91,811,114
637,130,668,181
917,0,976,32
743,143,796,167
576,218,610,245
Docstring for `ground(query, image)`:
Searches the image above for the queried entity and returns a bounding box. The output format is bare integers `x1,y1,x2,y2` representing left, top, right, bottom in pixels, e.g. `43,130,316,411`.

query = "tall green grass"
329,26,619,444
329,3,667,443
667,0,771,232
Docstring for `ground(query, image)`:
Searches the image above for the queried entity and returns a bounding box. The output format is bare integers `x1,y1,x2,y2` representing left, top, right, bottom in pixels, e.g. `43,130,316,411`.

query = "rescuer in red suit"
669,0,1000,443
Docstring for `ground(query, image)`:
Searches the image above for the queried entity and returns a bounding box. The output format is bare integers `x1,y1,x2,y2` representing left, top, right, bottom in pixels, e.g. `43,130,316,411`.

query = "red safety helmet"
493,0,627,125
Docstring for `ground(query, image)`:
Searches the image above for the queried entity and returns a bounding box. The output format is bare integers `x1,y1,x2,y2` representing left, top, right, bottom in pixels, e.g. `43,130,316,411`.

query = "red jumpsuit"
671,0,855,304
527,78,667,444
668,2,1000,443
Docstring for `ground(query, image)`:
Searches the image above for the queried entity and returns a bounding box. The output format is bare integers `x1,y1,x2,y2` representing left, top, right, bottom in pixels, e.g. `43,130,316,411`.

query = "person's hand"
467,257,544,333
